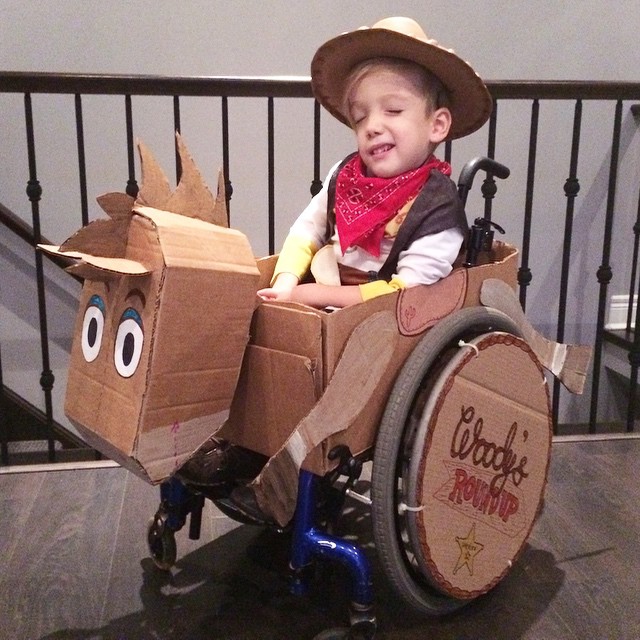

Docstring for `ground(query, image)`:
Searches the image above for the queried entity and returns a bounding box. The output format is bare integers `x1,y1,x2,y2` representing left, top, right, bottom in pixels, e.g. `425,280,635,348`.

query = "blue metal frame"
156,470,373,607
159,476,196,532
289,470,373,607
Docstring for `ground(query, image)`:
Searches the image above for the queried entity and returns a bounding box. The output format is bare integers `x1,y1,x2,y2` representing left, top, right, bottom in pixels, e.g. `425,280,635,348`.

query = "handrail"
0,202,77,274
2,71,640,100
0,71,314,97
0,202,33,245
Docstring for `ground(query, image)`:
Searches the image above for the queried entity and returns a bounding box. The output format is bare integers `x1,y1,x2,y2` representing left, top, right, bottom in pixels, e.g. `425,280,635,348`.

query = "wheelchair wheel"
371,307,551,615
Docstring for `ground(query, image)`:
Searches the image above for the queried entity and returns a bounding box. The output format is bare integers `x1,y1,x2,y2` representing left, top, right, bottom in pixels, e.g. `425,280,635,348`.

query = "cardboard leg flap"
480,278,592,394
251,310,398,526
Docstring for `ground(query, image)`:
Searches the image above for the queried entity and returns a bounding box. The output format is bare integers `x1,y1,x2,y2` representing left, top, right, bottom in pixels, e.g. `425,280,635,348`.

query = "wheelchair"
146,158,557,639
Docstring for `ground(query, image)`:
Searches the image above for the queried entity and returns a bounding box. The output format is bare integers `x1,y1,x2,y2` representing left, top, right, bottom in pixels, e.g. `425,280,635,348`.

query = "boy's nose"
365,114,383,137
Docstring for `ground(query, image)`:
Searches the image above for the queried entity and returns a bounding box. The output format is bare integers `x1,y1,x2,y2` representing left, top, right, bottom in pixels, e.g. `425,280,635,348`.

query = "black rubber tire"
371,307,522,616
313,625,375,640
147,517,177,571
312,628,351,640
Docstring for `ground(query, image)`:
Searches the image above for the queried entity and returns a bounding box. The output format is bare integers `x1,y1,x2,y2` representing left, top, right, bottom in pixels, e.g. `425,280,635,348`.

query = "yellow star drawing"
453,523,485,576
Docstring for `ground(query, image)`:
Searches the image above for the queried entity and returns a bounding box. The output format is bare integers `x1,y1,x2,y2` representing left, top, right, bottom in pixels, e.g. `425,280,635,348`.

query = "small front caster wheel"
147,516,177,570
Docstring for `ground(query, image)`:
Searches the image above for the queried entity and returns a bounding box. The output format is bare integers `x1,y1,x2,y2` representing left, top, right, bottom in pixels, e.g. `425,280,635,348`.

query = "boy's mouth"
370,143,394,156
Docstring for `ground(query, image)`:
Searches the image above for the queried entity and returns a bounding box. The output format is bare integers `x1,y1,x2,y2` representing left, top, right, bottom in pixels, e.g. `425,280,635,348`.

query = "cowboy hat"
310,17,492,140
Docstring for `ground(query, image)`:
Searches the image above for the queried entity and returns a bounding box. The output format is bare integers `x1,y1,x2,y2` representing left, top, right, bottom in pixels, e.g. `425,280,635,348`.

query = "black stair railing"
1,72,640,467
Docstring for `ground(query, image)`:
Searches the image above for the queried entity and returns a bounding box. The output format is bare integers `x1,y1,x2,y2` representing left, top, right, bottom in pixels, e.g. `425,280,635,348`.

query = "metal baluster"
267,96,275,255
124,95,138,198
481,101,498,220
624,131,640,432
553,100,583,433
628,269,640,432
626,200,640,333
74,94,89,227
589,100,623,433
0,343,8,465
518,99,539,310
24,93,56,461
310,100,322,197
221,96,232,219
173,95,182,182
444,139,452,166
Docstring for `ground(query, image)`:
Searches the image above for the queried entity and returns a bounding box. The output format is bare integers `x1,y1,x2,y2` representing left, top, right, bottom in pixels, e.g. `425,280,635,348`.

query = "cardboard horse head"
41,136,260,482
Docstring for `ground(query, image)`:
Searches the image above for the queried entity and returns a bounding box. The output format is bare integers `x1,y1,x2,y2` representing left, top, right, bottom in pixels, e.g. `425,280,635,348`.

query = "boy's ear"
430,107,452,143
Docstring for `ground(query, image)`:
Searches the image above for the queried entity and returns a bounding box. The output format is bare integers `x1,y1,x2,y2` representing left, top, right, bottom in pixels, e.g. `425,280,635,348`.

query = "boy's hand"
257,286,293,301
257,272,299,301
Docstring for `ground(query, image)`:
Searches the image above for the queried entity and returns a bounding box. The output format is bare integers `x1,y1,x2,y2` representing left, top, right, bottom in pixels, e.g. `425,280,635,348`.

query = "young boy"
178,17,493,517
257,16,492,309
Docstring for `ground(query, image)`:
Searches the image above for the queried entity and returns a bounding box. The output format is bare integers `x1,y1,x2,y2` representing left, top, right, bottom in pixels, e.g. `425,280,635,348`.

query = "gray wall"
2,1,638,79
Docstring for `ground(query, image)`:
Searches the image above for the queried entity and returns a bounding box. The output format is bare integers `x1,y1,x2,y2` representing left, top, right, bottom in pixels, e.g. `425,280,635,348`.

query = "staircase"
0,203,98,467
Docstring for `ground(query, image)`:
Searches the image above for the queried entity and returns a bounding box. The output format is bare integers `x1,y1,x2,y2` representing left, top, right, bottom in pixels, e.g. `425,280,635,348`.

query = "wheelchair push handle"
457,156,510,207
456,157,510,267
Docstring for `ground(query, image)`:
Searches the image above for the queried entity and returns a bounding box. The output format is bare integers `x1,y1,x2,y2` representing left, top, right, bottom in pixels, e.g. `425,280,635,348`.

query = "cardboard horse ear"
39,135,259,483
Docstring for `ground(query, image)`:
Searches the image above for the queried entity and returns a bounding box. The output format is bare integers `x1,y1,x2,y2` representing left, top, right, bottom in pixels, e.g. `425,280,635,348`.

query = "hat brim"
311,28,492,140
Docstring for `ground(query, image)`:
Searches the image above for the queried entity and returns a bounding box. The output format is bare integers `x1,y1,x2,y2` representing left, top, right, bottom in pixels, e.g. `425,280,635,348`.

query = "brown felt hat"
310,17,493,140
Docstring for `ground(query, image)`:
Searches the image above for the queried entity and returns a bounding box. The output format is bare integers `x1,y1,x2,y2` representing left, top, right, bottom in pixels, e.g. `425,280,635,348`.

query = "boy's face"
348,68,447,178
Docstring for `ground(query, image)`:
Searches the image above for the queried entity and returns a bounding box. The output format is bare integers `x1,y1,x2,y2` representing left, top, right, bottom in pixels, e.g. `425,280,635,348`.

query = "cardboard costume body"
38,13,595,609
43,138,590,529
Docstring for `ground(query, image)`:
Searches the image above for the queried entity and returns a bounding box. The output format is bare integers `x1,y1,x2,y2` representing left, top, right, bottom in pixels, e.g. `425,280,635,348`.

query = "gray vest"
326,153,468,281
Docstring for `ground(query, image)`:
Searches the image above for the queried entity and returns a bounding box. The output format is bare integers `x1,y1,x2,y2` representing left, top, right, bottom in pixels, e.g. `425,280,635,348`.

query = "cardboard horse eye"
81,301,105,363
114,310,144,378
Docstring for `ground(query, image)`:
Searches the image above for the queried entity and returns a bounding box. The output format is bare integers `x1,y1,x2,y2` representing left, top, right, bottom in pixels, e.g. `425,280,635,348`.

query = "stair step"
3,440,100,466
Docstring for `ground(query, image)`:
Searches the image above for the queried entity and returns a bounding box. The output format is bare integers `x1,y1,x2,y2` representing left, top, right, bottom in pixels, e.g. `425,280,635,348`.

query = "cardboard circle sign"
406,332,551,599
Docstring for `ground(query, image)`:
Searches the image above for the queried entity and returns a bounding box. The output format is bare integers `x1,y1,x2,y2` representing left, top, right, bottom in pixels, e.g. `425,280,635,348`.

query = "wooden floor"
1,436,639,640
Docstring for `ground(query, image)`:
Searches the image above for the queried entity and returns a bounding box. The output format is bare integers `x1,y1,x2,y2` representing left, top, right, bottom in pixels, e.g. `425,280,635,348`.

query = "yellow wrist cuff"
359,277,406,301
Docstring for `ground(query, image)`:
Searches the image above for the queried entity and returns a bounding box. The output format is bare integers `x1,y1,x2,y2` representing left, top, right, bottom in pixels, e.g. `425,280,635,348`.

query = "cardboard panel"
464,242,518,307
137,410,229,483
149,208,258,274
125,213,164,269
223,345,319,457
142,266,257,428
66,371,138,455
64,270,162,453
250,303,323,362
255,255,278,289
69,419,147,480
62,206,260,484
307,331,420,473
412,333,551,598
224,243,521,477
321,292,399,381
396,269,467,336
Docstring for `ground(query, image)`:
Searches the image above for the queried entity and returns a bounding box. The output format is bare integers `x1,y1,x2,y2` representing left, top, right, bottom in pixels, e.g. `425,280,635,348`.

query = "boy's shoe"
228,485,274,525
176,436,267,488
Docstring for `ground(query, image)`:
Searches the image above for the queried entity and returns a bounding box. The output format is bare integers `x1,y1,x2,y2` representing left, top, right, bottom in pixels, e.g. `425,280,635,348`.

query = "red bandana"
334,154,452,256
